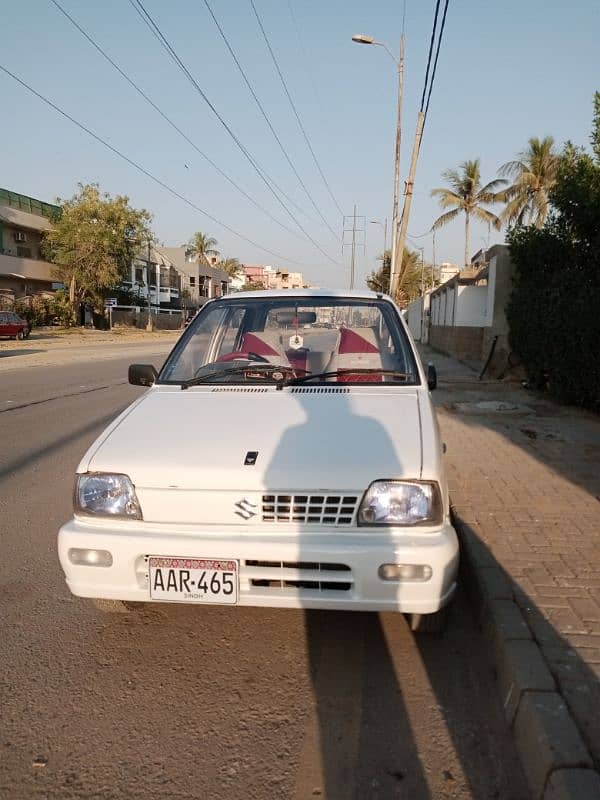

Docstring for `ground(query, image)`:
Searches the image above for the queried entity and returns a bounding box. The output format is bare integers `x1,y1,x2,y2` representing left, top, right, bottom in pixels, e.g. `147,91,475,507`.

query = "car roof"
219,288,393,302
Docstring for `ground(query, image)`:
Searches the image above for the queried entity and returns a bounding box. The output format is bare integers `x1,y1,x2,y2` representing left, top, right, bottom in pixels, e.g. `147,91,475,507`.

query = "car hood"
84,386,424,492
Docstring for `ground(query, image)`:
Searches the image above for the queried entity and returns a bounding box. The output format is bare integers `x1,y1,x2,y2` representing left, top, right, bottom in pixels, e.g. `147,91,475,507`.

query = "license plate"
148,557,238,604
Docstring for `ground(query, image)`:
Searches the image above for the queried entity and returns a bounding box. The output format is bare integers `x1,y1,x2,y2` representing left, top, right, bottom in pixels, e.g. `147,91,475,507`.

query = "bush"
50,290,76,327
507,99,600,411
15,295,53,328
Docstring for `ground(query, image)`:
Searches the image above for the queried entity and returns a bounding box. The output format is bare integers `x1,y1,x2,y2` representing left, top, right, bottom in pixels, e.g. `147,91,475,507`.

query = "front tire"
16,330,25,340
407,604,449,635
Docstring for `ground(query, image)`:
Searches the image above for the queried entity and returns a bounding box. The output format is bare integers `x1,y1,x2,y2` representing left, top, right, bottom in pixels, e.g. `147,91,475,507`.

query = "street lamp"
370,219,388,264
352,32,404,296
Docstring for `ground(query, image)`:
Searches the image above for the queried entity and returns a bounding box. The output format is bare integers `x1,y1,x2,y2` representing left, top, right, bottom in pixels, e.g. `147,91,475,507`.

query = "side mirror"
129,364,158,387
427,363,437,391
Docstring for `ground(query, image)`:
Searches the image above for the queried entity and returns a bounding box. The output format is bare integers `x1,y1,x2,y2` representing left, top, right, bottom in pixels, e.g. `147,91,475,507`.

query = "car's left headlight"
358,480,442,526
75,473,142,519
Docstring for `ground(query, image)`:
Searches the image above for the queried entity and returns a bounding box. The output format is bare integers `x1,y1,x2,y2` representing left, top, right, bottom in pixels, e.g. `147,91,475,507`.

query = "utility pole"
391,110,425,299
342,206,366,290
389,33,405,293
146,239,154,332
350,204,357,290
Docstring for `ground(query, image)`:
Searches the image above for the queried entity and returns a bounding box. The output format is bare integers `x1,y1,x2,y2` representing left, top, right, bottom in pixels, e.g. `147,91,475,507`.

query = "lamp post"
370,219,388,262
146,238,154,332
352,33,404,297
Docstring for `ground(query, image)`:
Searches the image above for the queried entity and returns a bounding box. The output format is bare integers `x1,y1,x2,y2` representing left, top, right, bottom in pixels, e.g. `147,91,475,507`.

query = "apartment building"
0,187,60,301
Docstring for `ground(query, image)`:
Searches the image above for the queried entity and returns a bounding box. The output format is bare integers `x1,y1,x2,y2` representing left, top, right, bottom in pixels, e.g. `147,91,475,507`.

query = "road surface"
0,347,528,800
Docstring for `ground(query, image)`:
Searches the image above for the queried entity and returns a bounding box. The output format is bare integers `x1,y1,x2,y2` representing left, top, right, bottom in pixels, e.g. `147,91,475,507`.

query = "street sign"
105,298,118,307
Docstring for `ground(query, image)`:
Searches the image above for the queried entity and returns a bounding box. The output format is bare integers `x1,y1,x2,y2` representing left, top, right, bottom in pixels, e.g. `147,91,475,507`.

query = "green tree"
186,231,219,260
499,137,560,228
366,247,430,307
43,183,151,311
431,159,505,266
238,280,267,292
366,249,391,293
507,95,600,410
219,257,243,279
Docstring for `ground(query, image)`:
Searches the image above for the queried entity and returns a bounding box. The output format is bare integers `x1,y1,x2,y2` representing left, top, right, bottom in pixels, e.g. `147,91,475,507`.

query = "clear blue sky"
2,0,599,288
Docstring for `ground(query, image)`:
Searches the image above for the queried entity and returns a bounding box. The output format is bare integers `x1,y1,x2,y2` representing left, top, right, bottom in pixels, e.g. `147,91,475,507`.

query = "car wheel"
16,330,25,340
91,598,143,613
407,604,449,635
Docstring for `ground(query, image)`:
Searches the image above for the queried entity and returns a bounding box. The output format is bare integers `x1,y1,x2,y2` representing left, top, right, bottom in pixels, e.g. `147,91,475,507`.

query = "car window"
0,313,8,325
160,297,419,386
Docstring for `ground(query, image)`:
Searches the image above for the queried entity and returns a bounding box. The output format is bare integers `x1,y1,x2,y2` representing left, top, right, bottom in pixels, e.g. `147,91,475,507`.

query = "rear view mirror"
275,311,317,325
427,363,437,391
129,364,158,387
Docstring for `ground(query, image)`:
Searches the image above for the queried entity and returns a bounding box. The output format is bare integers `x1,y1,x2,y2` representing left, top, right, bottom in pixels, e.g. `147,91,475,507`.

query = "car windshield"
159,296,419,385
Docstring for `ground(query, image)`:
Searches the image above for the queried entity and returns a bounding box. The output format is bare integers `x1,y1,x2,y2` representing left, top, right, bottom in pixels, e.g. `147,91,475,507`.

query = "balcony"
0,252,56,283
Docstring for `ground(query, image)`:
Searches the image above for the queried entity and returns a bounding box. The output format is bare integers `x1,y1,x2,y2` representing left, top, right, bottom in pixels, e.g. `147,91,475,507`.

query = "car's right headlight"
358,480,442,526
75,473,142,519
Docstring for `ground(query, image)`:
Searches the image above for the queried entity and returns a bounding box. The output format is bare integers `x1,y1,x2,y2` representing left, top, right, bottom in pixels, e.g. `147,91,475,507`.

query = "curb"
452,509,600,800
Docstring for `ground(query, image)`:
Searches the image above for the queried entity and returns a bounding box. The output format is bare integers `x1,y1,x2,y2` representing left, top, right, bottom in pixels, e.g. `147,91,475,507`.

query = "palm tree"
186,231,219,260
499,137,559,228
366,247,422,306
431,159,506,267
219,257,243,279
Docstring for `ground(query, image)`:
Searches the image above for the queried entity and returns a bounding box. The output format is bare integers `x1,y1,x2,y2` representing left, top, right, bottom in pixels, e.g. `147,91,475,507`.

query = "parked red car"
0,312,30,340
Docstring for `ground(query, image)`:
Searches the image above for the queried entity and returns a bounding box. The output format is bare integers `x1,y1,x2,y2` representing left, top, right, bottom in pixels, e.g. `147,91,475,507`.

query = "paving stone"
543,769,600,800
428,343,600,770
569,597,600,623
514,692,592,800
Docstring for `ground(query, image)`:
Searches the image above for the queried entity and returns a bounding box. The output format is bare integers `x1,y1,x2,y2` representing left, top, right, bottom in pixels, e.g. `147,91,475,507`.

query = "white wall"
406,297,423,340
455,285,488,326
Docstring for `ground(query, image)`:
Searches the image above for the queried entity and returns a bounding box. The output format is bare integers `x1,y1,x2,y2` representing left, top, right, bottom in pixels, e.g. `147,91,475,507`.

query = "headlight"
358,481,442,526
75,473,142,519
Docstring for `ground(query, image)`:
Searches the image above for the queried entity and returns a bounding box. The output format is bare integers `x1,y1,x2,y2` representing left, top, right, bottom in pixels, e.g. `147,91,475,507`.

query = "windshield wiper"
180,363,292,390
283,369,414,386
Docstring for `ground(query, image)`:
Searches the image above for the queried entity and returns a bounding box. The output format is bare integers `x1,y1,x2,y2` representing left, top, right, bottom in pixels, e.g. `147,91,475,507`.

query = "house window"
17,246,32,258
135,267,144,284
189,276,196,287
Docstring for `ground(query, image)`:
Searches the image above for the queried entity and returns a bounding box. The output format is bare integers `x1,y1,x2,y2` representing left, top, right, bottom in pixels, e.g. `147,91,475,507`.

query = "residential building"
270,270,307,290
122,246,182,308
438,262,460,285
0,187,60,302
156,246,230,307
241,264,308,290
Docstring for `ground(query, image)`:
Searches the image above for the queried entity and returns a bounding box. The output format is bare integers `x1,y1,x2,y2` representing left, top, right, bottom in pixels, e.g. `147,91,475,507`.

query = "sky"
2,0,599,289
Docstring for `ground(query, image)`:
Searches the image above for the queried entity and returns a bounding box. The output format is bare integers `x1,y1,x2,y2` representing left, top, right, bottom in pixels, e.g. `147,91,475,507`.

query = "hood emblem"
235,498,258,520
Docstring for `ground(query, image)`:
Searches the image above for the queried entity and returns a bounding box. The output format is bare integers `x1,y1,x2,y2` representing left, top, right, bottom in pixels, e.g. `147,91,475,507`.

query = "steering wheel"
216,350,270,363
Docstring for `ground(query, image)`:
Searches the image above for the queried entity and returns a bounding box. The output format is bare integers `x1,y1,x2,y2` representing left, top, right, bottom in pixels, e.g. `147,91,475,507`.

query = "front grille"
290,387,350,394
262,493,360,525
245,560,352,591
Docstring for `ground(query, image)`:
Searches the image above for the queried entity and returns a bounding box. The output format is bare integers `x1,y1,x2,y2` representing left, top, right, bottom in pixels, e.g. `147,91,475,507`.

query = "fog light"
378,563,432,582
68,548,113,567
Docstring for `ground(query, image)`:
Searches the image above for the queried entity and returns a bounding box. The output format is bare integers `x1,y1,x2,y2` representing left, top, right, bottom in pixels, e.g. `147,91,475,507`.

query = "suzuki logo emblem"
234,498,257,520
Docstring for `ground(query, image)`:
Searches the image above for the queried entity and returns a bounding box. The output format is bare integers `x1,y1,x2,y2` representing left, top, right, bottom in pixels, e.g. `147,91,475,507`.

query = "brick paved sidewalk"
420,345,600,771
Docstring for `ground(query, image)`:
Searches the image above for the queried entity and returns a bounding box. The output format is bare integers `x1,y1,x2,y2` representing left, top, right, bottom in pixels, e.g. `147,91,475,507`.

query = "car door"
6,313,20,336
0,313,10,337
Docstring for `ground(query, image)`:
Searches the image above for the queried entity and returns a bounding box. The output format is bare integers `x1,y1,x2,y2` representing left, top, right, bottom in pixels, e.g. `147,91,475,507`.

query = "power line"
249,0,344,218
48,0,303,242
420,0,441,112
423,0,450,120
202,0,339,240
128,0,341,266
286,0,326,118
0,64,304,265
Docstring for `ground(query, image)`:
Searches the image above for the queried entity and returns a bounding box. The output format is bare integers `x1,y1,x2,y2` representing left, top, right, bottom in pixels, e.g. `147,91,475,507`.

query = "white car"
58,289,458,632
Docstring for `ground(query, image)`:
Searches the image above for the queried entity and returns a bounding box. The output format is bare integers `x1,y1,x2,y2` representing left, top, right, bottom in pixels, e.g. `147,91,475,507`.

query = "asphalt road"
0,350,528,800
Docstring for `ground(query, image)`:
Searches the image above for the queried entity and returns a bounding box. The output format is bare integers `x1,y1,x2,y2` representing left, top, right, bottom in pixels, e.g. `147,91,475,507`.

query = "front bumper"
57,519,459,614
